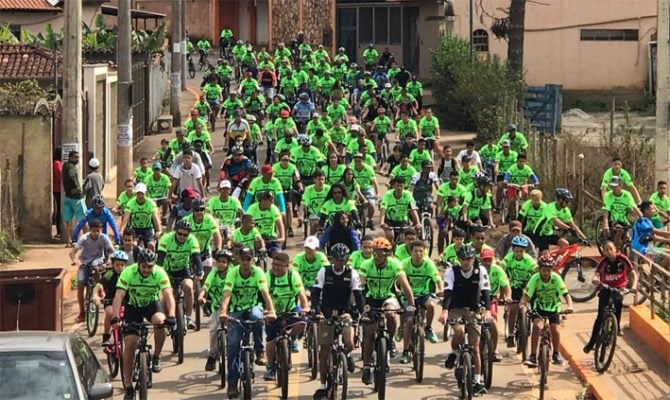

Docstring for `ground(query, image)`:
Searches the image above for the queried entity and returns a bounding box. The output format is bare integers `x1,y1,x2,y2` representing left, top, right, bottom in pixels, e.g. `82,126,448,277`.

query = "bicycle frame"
549,243,580,273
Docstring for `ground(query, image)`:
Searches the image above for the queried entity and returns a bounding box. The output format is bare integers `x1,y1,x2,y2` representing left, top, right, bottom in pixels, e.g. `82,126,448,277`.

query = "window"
8,24,20,39
390,7,402,44
580,29,639,41
359,7,373,43
374,7,388,44
472,29,489,52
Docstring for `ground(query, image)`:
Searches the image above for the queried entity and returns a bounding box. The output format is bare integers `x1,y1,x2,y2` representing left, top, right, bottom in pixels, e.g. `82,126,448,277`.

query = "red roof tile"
0,44,61,79
0,0,60,11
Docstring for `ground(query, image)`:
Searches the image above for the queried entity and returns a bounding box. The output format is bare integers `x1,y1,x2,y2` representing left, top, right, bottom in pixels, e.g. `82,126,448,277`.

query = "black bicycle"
187,53,196,79
417,201,434,256
479,321,494,390
275,312,298,399
593,285,629,373
305,315,319,380
526,310,570,400
410,295,435,383
324,315,350,400
170,276,187,364
84,261,106,337
448,317,488,400
504,299,530,362
124,321,161,400
227,317,264,399
361,306,402,400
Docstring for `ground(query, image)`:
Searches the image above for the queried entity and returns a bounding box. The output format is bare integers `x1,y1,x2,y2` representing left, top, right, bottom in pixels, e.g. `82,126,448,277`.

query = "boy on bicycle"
95,250,129,347
521,255,573,367
479,249,510,361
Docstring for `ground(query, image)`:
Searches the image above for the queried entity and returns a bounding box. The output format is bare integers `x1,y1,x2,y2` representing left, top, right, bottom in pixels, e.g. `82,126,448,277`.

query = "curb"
629,305,670,365
559,337,617,400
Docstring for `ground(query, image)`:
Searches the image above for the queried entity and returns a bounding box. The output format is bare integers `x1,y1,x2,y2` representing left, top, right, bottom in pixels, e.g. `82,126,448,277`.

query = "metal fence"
631,249,670,320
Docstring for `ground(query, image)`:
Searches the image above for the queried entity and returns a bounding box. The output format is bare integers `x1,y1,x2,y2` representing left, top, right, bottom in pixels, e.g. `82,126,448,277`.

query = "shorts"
103,298,114,308
155,198,168,208
489,298,498,320
511,287,525,301
168,268,192,282
134,228,155,246
366,297,401,310
403,294,436,320
266,307,306,342
447,308,481,338
63,197,86,222
262,236,282,254
318,313,353,346
532,309,560,325
77,264,95,285
123,301,164,335
536,234,559,251
361,188,377,206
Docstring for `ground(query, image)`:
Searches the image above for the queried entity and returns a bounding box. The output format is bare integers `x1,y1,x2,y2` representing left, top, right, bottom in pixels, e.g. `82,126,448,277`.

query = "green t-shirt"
330,126,347,145
293,251,330,288
187,131,212,150
224,265,268,312
346,138,376,155
117,191,135,213
326,103,347,122
479,144,500,163
144,173,171,200
524,272,568,313
222,98,244,115
117,264,171,307
290,146,325,177
380,189,416,223
373,115,392,134
396,119,418,138
303,184,331,216
306,119,327,137
603,189,637,225
183,213,219,250
247,176,284,203
409,148,432,171
239,78,259,96
359,257,405,300
501,252,537,289
418,116,439,138
352,164,376,190
394,243,412,261
134,167,151,184
497,131,528,153
600,168,634,190
126,198,157,229
310,133,333,155
458,166,480,190
203,83,222,101
206,196,241,227
495,150,518,174
437,182,467,206
401,257,440,296
203,268,229,313
349,250,372,270
322,164,346,185
650,192,670,223
486,263,509,297
363,48,379,64
440,243,461,265
275,138,299,155
231,227,262,249
246,203,282,238
321,199,356,221
390,165,417,189
519,200,548,234
506,164,535,185
266,269,304,313
273,162,298,191
464,189,493,219
157,232,201,272
540,201,573,236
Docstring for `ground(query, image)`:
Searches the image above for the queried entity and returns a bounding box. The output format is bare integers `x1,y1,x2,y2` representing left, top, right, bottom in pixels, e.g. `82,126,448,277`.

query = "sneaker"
399,351,410,364
313,388,329,400
255,350,266,366
227,385,240,399
152,355,162,373
101,333,113,348
346,353,355,373
444,353,457,369
263,365,276,381
426,328,438,344
288,229,295,238
361,366,372,385
583,343,594,354
492,353,503,362
474,383,488,395
552,352,565,366
291,340,300,353
367,220,375,230
124,387,136,400
205,356,216,371
186,317,196,330
524,354,537,368
389,341,397,358
506,335,515,348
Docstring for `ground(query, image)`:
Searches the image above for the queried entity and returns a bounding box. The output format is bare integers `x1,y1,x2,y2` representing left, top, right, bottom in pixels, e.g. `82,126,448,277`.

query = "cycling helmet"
92,194,105,208
350,63,358,69
475,172,491,187
368,43,374,48
372,237,393,251
384,82,392,89
111,250,129,262
330,243,351,260
175,219,192,232
508,123,517,131
192,197,206,210
349,124,361,132
538,254,555,268
338,47,345,52
299,92,310,100
248,164,260,177
457,245,477,260
214,249,234,261
511,235,529,248
231,145,244,155
237,39,244,45
555,188,574,201
298,135,312,146
137,248,157,265
239,247,253,259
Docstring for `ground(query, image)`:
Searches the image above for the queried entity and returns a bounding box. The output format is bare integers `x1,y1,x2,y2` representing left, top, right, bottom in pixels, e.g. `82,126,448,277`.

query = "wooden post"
563,141,569,187
552,136,558,190
579,153,585,228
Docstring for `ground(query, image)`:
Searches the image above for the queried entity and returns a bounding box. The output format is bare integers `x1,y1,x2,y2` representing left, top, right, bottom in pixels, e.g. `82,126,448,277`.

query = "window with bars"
472,29,489,52
580,29,639,41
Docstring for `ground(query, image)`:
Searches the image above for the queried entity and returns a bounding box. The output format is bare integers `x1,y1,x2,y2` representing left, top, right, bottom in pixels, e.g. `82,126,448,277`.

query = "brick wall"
271,0,300,47
132,0,214,41
302,0,333,48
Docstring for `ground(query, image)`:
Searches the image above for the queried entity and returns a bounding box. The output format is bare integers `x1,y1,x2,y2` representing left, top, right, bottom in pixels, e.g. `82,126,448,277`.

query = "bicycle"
526,310,570,400
409,295,434,383
104,306,125,380
275,312,298,399
361,306,403,400
323,315,350,400
170,276,187,364
125,321,161,400
227,317,264,399
479,321,494,390
194,277,202,331
594,216,632,257
187,53,196,79
198,49,211,71
417,201,434,257
356,199,368,239
255,248,269,271
503,299,530,362
447,317,488,400
500,183,533,224
305,315,319,380
593,284,629,373
551,240,600,302
85,261,106,337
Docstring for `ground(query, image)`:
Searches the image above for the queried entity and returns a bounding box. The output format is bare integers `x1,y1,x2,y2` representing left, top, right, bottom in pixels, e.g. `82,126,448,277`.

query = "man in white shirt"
456,140,483,170
170,149,205,197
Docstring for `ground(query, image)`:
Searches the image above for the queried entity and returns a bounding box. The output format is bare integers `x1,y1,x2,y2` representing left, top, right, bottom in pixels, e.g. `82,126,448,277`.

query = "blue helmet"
111,250,129,262
511,235,529,248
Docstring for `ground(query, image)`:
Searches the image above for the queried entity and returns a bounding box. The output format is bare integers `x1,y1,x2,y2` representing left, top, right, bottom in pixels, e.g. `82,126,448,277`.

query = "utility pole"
469,0,473,58
171,0,182,125
62,0,82,162
656,0,670,184
116,0,133,195
180,0,187,90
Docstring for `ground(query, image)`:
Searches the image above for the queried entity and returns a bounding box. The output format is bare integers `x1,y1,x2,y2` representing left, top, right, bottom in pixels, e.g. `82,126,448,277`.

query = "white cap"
304,236,319,250
219,180,232,189
89,157,100,168
134,183,147,193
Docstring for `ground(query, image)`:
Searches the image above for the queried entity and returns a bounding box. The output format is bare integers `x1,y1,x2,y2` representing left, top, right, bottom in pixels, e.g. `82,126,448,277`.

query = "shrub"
431,35,525,139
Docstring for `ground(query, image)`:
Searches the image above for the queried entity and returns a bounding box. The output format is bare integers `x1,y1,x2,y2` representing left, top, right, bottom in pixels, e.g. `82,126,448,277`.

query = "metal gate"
523,84,563,135
131,54,149,144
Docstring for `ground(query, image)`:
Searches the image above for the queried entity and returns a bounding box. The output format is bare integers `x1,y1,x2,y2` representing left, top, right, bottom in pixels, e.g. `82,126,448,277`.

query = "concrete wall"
256,0,269,45
0,114,53,242
130,0,213,40
417,1,445,80
83,65,118,183
451,0,657,91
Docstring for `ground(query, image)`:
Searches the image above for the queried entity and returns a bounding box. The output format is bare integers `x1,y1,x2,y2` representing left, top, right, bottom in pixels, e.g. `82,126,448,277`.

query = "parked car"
0,331,113,399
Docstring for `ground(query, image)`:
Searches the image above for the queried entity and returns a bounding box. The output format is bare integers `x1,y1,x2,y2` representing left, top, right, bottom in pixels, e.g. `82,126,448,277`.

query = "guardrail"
631,249,670,320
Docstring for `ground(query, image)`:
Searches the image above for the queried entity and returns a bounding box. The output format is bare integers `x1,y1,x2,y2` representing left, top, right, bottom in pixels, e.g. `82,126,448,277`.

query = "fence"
631,249,670,321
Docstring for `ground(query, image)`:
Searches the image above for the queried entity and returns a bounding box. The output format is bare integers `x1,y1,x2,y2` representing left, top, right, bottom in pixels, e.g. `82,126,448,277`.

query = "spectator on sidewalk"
83,157,104,209
62,150,86,247
52,148,62,239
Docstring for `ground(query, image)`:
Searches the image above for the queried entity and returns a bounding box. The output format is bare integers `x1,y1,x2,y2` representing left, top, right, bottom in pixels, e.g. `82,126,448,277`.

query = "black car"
0,331,113,399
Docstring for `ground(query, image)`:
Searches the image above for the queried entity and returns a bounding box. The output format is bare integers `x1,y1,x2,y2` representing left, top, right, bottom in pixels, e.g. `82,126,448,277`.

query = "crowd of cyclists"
65,27,670,400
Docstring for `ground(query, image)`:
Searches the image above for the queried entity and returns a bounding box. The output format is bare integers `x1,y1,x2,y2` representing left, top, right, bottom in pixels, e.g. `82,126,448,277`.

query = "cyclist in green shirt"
538,188,588,250
440,227,466,266
133,158,151,184
326,98,347,122
389,155,417,189
503,154,539,217
273,109,298,141
396,111,419,139
462,174,495,228
497,123,528,154
409,138,433,171
352,153,381,230
154,139,175,171
371,108,393,145
418,108,440,149
292,236,330,289
518,189,547,247
349,236,374,270
479,248,510,361
246,191,285,255
322,152,346,185
273,153,302,235
649,180,670,228
380,176,421,242
458,155,480,191
394,228,417,261
479,136,500,177
359,237,415,384
221,92,244,120
319,183,358,226
362,44,379,70
243,164,285,210
184,197,222,270
206,180,243,239
112,249,176,396
120,183,161,250
238,72,259,98
290,135,326,184
599,156,642,204
306,113,328,137
301,170,331,235
521,255,573,367
144,162,172,221
197,36,211,57
399,240,443,361
193,96,212,125
602,176,642,249
219,247,276,397
116,179,135,216
230,214,265,251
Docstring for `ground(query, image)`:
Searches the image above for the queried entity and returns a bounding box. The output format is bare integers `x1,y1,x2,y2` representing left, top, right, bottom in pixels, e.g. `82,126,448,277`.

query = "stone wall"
303,0,333,48
271,0,300,46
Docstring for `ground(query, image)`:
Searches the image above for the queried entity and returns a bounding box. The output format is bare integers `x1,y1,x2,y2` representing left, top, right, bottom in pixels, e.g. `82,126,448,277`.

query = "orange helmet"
372,237,393,251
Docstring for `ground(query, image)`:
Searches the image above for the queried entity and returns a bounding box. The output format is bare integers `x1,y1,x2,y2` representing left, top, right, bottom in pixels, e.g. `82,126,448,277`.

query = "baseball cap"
134,183,147,193
219,180,232,189
501,139,511,147
152,161,162,170
480,249,495,260
280,109,289,118
88,158,100,168
304,236,319,250
176,129,185,136
261,164,273,174
609,176,621,187
353,152,364,159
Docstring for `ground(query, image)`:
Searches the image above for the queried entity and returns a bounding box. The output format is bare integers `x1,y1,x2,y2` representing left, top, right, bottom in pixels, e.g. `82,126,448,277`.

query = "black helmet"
555,188,573,201
214,249,234,261
330,243,350,260
192,197,206,210
475,172,491,187
137,248,157,265
239,247,253,259
248,164,260,177
175,219,192,232
92,194,105,208
231,145,244,155
457,245,477,260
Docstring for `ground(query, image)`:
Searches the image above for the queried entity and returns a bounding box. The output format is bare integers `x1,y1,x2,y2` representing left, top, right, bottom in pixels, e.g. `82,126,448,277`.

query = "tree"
507,0,526,75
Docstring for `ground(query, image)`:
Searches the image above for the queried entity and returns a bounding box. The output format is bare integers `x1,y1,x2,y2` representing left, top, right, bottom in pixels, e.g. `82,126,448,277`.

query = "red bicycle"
550,241,599,302
104,306,125,382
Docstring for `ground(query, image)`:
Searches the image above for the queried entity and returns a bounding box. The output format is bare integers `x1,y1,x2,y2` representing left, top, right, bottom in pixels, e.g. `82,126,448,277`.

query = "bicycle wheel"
174,303,185,364
462,352,474,400
538,343,549,400
138,352,149,400
561,257,599,302
218,330,227,388
422,216,433,257
480,326,494,389
333,351,348,400
242,350,253,399
188,62,195,79
517,311,528,362
413,326,425,383
277,338,290,399
119,338,126,388
194,281,202,331
594,216,608,255
308,322,318,380
85,286,99,337
358,206,367,239
106,345,119,378
374,337,387,400
500,196,509,225
594,312,618,373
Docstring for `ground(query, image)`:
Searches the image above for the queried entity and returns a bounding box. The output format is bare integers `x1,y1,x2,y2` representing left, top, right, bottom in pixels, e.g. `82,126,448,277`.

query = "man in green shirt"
479,248,510,362
380,177,421,242
649,180,670,228
207,180,243,236
293,236,330,289
497,123,528,155
390,155,417,189
418,108,440,148
353,153,381,230
144,162,172,222
602,176,642,248
538,188,588,250
120,183,162,251
409,138,433,171
301,170,331,236
230,214,265,251
184,197,223,270
599,156,642,204
246,191,285,255
362,44,379,70
396,111,419,139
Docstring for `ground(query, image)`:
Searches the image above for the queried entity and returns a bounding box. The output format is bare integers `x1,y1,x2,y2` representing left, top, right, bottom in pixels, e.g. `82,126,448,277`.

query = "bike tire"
480,325,494,389
188,63,195,79
138,352,149,400
107,346,119,378
119,338,126,388
422,216,433,257
594,312,618,373
242,350,253,399
218,330,227,388
175,303,185,364
517,311,528,362
500,197,509,225
594,216,609,255
85,286,99,337
561,257,599,302
278,339,290,399
194,280,202,331
358,206,367,239
462,351,474,400
539,343,549,400
308,322,318,380
413,326,425,383
336,351,348,400
375,337,387,400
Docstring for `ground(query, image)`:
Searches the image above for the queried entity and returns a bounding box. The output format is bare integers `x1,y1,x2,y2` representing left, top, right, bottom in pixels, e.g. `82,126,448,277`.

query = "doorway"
402,6,419,75
336,8,357,65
